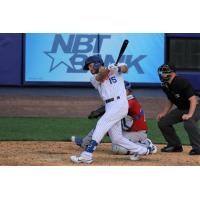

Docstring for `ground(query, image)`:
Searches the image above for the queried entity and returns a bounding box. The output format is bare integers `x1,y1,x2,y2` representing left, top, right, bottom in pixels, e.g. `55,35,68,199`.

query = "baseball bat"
115,39,129,66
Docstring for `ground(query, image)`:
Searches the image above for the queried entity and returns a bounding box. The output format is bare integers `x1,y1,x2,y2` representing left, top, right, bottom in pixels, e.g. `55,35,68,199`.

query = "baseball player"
71,81,157,155
70,55,155,163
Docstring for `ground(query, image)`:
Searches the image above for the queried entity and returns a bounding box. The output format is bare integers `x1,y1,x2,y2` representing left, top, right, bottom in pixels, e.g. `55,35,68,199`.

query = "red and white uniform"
112,94,153,154
124,95,147,132
122,94,148,142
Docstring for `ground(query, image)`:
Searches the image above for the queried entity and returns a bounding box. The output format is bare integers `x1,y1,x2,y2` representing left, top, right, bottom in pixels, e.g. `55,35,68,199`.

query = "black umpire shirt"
162,76,195,110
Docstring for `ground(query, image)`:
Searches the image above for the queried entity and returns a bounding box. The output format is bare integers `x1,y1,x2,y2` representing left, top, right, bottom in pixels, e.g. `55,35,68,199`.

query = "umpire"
157,64,200,155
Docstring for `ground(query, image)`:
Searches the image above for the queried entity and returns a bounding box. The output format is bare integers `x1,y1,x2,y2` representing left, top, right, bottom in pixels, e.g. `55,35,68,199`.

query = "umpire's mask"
158,64,176,84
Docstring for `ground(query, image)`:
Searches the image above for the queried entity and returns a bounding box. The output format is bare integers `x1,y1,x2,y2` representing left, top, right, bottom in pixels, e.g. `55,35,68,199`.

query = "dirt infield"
0,141,199,166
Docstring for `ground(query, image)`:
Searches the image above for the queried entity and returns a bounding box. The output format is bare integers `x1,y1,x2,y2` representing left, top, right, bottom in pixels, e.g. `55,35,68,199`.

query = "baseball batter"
71,81,157,155
70,55,154,163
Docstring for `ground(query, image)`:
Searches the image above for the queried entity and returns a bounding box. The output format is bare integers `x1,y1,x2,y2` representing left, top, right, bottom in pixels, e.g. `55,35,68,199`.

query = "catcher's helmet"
83,55,104,70
158,64,176,83
124,81,133,91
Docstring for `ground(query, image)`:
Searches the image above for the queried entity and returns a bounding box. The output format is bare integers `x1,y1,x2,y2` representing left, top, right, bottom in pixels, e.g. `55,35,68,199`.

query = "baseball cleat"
70,155,93,164
145,139,157,154
129,146,155,161
130,153,141,161
147,145,157,154
146,147,152,155
151,145,157,154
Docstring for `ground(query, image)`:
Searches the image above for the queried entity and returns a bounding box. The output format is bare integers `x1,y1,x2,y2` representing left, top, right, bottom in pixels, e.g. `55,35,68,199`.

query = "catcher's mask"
83,55,104,73
158,64,176,84
124,81,133,92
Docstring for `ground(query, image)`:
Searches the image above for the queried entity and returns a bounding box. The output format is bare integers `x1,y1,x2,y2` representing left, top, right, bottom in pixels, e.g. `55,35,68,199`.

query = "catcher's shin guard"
71,136,83,147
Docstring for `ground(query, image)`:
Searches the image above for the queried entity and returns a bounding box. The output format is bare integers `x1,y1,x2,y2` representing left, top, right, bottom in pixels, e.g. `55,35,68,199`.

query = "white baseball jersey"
90,72,126,102
89,66,148,155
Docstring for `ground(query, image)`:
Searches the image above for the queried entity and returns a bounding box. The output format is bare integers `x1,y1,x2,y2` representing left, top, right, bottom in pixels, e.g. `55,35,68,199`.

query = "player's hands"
107,63,128,74
156,112,166,121
182,113,192,120
108,63,118,70
107,63,119,75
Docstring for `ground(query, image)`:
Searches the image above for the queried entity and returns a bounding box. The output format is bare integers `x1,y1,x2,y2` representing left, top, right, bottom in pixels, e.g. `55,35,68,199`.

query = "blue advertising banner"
0,33,22,85
99,33,164,83
25,33,164,84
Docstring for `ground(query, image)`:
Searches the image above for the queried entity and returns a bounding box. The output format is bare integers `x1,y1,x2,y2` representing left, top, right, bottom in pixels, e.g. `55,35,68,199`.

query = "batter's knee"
112,144,130,155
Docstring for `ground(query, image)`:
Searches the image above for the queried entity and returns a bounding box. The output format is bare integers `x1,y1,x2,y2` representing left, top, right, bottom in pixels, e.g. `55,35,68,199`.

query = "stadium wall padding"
0,33,22,85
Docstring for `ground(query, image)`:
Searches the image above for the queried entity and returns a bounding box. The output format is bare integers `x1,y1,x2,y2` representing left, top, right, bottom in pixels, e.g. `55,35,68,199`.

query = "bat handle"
114,60,119,66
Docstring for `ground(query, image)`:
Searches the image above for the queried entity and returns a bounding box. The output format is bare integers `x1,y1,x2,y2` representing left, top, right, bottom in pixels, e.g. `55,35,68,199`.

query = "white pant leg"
92,100,128,143
109,121,148,155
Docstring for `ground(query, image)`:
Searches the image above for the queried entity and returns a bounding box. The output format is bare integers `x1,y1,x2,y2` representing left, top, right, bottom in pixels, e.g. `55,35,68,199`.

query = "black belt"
105,96,120,104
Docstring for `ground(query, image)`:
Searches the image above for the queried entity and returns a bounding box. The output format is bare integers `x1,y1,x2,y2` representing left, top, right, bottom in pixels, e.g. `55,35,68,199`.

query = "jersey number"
109,76,117,84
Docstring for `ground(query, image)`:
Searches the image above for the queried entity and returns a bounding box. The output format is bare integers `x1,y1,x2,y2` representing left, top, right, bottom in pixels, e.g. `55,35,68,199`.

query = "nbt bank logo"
45,34,146,73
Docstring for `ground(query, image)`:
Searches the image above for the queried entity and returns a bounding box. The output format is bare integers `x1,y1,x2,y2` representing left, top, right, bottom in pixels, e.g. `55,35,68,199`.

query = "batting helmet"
83,55,104,70
158,64,176,83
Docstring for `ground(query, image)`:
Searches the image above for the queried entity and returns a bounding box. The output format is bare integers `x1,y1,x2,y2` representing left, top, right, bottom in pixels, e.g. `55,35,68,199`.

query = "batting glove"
108,63,127,73
107,63,118,70
117,63,127,67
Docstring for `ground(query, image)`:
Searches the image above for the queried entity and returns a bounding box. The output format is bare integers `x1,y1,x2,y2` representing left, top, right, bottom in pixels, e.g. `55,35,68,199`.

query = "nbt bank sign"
44,34,146,74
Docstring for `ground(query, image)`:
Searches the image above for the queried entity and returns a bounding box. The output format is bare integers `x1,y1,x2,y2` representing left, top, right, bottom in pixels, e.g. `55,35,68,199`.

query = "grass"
0,117,199,144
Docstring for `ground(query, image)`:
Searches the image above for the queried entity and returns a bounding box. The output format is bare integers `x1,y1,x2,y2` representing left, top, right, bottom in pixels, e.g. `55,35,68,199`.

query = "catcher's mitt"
88,105,105,119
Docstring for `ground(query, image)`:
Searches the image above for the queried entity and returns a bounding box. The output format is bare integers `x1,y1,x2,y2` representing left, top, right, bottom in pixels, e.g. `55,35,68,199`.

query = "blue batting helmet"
83,55,104,70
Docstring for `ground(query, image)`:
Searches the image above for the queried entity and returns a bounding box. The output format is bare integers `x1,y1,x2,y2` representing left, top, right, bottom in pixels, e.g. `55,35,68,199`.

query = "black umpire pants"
158,103,200,150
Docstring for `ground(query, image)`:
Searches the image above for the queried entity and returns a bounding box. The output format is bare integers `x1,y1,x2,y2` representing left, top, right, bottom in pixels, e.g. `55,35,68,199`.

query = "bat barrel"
115,39,129,65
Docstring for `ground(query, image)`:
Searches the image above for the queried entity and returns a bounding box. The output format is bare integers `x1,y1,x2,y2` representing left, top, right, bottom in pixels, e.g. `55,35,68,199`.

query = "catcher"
71,81,157,155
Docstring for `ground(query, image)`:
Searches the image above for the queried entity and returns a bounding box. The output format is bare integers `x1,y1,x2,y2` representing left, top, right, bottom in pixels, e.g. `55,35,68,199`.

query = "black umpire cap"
83,55,104,70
